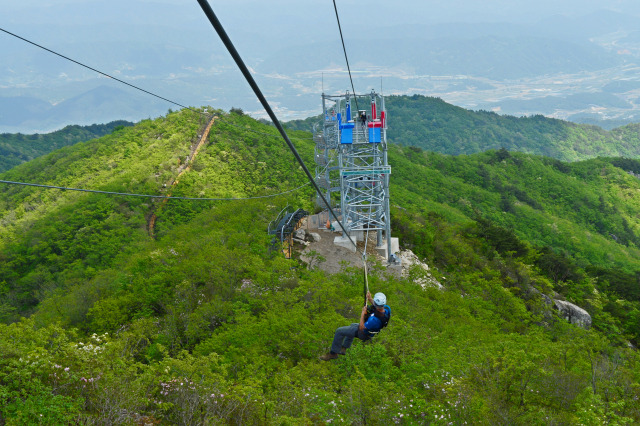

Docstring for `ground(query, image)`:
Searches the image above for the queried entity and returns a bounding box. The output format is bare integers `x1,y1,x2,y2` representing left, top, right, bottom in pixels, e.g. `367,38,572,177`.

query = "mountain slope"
387,95,640,161
0,120,133,172
391,146,640,297
0,109,313,317
0,110,639,424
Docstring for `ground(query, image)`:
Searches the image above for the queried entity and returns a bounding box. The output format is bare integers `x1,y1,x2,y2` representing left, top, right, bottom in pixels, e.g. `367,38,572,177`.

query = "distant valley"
4,9,640,132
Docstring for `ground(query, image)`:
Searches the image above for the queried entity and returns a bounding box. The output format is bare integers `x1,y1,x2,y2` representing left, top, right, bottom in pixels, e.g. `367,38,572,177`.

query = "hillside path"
147,115,217,237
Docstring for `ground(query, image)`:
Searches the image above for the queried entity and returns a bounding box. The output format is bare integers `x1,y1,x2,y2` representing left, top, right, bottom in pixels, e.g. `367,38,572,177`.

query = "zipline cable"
331,0,385,299
362,202,374,305
195,0,358,252
332,0,382,305
363,261,370,306
332,0,359,111
0,179,310,201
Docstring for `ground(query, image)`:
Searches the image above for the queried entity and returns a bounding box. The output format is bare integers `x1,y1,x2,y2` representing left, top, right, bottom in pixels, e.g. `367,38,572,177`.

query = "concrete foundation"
386,262,403,277
349,230,364,241
375,237,400,259
391,237,400,254
311,212,401,260
334,236,357,253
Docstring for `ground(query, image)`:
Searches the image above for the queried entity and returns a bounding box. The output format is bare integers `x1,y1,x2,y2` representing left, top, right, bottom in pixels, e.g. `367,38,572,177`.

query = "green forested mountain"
287,95,640,162
0,120,133,173
1,110,639,424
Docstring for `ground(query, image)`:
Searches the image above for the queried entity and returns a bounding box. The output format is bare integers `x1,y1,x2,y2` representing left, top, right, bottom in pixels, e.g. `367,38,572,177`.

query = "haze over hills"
0,109,639,422
4,1,640,132
0,86,161,133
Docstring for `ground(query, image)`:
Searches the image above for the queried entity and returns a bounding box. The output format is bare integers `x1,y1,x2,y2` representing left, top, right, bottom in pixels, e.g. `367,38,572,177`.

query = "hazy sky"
6,0,640,68
7,0,640,20
6,0,640,32
4,1,640,66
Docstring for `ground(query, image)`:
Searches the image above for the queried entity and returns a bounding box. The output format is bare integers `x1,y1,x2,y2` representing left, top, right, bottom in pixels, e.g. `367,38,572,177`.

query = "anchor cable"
0,179,310,201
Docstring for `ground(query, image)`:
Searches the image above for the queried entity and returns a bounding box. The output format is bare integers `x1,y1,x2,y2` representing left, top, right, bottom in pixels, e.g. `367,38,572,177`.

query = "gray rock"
553,299,592,329
540,293,553,306
292,237,307,245
308,232,321,242
530,287,553,306
293,229,306,241
397,249,443,289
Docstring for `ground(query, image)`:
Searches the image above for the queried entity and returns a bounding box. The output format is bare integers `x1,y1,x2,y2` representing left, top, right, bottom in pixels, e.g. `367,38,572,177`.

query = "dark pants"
331,323,370,354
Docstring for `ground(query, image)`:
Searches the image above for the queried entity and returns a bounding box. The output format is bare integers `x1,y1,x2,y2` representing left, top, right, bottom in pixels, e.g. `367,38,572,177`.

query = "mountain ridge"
0,119,133,172
287,94,640,161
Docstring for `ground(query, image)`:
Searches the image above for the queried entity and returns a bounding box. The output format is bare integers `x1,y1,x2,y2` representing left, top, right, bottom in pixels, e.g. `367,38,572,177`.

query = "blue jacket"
363,305,391,336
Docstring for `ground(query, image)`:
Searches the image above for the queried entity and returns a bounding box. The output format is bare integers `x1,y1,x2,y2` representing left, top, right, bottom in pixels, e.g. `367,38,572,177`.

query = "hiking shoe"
319,352,339,361
339,347,347,355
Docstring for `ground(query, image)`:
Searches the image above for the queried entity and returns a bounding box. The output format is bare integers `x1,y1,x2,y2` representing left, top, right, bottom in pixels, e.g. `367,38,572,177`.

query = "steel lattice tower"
312,95,341,210
314,90,393,260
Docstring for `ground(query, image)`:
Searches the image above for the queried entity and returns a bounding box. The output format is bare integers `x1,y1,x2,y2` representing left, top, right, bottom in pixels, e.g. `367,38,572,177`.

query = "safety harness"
362,305,391,338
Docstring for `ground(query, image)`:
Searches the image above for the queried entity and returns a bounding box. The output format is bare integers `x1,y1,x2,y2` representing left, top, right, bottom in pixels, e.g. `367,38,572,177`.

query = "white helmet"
373,292,386,307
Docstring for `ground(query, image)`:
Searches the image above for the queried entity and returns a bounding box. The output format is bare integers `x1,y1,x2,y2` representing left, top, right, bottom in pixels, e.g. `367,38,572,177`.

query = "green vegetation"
0,121,133,173
390,146,640,346
1,109,640,424
287,94,640,162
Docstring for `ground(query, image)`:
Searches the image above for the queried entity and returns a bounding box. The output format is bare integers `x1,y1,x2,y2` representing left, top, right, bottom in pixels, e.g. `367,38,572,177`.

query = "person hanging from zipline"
320,291,391,361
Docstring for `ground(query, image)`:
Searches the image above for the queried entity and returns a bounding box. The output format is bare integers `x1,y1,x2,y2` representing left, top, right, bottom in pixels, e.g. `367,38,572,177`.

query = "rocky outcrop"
397,249,443,289
530,288,592,329
291,229,324,246
553,299,592,329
